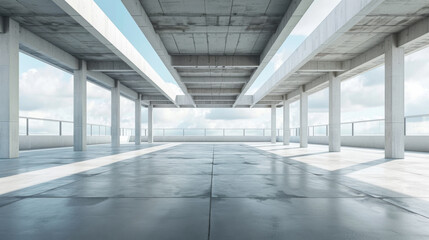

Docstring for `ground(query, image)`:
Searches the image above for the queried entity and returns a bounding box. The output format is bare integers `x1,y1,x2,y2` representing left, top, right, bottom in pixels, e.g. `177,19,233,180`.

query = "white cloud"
120,97,135,128
19,67,74,120
87,81,111,126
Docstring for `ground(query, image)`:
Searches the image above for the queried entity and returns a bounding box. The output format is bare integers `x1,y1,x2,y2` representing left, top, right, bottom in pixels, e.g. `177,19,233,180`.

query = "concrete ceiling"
0,0,176,103
123,0,314,108
253,0,429,107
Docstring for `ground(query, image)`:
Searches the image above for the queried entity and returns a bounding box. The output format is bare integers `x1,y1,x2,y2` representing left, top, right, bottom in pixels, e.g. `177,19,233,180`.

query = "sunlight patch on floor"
0,143,180,195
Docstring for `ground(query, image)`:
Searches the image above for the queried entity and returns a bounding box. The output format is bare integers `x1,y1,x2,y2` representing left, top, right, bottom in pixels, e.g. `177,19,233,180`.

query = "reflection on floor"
0,143,429,239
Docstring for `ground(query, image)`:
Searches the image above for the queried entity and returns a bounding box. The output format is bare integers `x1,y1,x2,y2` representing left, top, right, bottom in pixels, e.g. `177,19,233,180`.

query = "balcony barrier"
19,114,429,137
19,117,134,137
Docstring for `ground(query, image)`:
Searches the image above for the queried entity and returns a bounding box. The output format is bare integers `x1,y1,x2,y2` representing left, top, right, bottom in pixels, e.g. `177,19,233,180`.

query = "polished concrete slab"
1,143,429,239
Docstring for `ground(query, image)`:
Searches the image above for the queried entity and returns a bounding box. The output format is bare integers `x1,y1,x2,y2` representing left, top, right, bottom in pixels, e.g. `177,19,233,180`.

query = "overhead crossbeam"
87,61,134,72
187,88,241,96
181,77,248,84
171,55,259,68
298,61,346,72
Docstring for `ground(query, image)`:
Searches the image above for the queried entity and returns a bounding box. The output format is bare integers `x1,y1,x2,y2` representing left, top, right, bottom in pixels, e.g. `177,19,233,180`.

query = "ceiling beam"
141,95,169,101
53,0,179,106
87,61,133,72
298,61,346,72
233,0,314,107
187,88,241,96
19,27,79,73
181,77,248,84
193,96,236,101
155,26,276,34
121,0,196,107
171,55,259,68
251,0,384,106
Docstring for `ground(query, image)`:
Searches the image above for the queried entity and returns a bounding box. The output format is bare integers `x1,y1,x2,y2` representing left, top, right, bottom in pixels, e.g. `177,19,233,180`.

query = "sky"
18,0,429,132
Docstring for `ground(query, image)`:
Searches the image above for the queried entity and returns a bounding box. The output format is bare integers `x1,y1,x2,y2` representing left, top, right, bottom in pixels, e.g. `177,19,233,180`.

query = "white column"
135,94,141,145
329,73,341,152
111,80,120,147
300,89,308,148
0,18,19,158
73,60,87,151
148,104,153,143
283,99,290,145
385,35,404,159
271,105,276,143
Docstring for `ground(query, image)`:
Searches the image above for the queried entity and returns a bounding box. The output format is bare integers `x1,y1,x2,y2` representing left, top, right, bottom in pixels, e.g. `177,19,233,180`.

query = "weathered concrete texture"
0,0,174,107
300,90,308,148
0,18,19,159
329,73,341,152
271,105,277,143
385,35,404,159
73,60,87,151
283,99,290,145
111,81,121,147
253,0,429,107
123,0,313,108
147,104,153,143
1,143,429,239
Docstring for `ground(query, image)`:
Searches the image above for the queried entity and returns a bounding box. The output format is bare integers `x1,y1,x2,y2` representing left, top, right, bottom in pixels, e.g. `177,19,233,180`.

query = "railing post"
351,123,354,136
26,118,29,136
312,127,314,136
326,125,328,136
90,125,93,136
263,129,265,136
404,117,407,136
243,129,245,136
183,129,185,136
59,121,62,136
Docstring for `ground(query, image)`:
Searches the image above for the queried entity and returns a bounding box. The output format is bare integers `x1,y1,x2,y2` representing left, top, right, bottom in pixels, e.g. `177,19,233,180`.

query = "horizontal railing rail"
18,114,429,137
19,116,134,137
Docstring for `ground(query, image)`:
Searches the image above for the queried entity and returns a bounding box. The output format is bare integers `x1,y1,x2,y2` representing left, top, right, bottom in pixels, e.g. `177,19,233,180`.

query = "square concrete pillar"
148,104,153,143
329,73,341,152
73,60,87,151
0,18,19,158
300,89,308,148
135,94,141,145
385,35,404,159
283,98,290,145
271,105,276,143
111,80,120,147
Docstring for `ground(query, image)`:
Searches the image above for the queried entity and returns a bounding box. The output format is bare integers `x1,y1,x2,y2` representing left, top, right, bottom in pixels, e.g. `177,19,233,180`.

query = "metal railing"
18,114,429,137
19,117,134,136
291,114,429,137
150,128,279,137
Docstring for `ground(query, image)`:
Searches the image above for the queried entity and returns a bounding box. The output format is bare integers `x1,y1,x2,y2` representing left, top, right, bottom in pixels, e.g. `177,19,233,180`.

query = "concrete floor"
0,143,429,239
